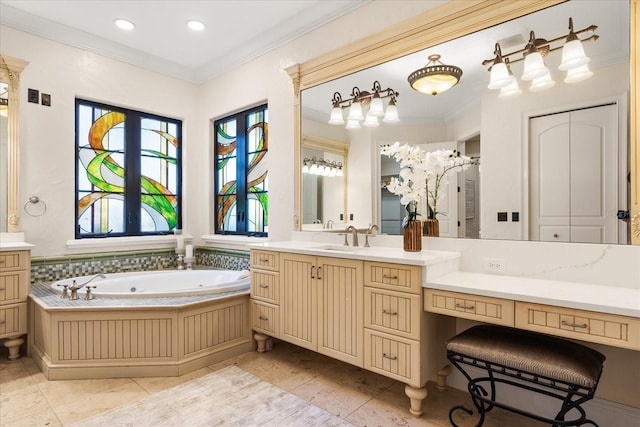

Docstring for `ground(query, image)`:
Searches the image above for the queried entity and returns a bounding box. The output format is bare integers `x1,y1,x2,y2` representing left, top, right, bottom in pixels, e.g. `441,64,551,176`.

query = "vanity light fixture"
302,157,343,177
407,54,463,96
328,81,399,129
0,84,8,118
498,59,522,98
483,17,597,95
114,18,135,31
0,97,7,118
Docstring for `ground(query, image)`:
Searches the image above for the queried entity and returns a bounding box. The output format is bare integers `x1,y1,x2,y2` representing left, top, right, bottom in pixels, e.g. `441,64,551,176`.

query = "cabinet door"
280,253,317,350
317,257,363,366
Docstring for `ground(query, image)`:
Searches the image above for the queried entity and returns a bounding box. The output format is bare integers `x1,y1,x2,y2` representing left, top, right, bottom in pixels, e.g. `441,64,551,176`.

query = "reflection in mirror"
300,0,631,244
0,82,7,232
301,135,348,231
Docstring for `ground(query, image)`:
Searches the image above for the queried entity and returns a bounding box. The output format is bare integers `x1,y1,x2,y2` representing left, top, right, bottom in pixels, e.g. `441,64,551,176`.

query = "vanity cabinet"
423,288,515,327
363,262,453,398
280,253,364,366
250,250,280,338
0,250,30,359
515,301,640,351
250,248,455,417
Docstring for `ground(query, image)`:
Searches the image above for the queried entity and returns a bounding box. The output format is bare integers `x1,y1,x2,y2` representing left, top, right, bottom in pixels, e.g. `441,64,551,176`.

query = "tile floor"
0,341,544,426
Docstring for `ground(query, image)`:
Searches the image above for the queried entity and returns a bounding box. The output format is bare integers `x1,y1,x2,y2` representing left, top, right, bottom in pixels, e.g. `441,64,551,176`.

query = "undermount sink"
314,244,366,253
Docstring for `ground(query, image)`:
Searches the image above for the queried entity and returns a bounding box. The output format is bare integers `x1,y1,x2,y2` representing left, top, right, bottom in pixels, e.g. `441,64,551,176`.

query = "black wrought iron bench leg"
448,362,496,427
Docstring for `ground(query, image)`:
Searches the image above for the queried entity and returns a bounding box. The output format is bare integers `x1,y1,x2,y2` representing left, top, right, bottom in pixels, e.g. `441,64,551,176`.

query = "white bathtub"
50,269,250,298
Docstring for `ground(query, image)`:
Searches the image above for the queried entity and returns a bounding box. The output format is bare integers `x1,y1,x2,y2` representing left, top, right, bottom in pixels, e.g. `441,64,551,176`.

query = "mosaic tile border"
31,247,249,284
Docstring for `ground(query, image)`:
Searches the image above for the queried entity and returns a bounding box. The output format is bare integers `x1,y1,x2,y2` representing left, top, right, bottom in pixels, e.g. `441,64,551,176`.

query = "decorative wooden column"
1,55,28,232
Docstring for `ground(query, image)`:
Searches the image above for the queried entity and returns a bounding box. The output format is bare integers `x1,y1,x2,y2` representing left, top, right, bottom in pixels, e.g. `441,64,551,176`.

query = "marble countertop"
426,271,640,318
249,241,461,267
0,232,34,251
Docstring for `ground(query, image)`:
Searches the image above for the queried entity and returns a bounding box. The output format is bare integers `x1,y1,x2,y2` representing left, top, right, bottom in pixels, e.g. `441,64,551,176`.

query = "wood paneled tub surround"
28,271,252,380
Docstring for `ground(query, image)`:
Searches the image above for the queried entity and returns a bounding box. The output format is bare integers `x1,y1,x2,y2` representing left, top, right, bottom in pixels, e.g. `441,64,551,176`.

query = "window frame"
213,103,268,237
75,98,182,239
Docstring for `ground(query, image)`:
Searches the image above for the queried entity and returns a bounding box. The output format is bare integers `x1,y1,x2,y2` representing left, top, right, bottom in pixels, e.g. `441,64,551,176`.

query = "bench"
446,324,605,426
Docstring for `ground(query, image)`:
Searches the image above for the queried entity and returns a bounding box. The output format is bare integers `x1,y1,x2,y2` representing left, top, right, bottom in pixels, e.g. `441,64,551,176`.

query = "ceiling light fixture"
187,20,206,31
329,81,399,129
483,17,597,95
114,19,135,31
407,54,463,96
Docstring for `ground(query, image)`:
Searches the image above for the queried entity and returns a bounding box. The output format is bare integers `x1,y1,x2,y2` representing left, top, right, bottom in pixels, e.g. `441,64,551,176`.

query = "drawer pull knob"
561,320,588,329
0,320,5,325
455,303,475,310
382,275,398,280
382,353,397,360
382,310,398,316
259,284,269,288
259,257,270,262
258,316,269,321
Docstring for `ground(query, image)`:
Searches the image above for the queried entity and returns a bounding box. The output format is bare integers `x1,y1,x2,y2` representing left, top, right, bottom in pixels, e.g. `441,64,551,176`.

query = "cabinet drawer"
364,329,419,384
516,302,640,351
251,271,279,304
250,250,279,271
365,262,422,294
251,300,280,337
0,302,27,337
424,288,515,327
0,251,29,272
0,271,29,304
365,287,421,340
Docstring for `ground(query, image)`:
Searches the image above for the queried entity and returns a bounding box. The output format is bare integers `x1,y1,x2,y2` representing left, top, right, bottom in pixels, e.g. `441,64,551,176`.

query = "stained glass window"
214,104,268,236
76,99,181,238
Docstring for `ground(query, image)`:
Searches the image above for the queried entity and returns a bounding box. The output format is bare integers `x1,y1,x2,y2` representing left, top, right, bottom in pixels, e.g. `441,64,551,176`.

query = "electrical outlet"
484,258,506,273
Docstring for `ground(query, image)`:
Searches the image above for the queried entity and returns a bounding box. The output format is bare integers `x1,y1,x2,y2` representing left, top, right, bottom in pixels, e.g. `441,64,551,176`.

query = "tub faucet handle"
57,284,69,299
84,285,97,300
69,280,80,300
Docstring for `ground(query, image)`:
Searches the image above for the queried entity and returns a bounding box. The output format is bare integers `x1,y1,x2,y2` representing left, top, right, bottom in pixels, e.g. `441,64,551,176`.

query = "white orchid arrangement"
381,142,475,224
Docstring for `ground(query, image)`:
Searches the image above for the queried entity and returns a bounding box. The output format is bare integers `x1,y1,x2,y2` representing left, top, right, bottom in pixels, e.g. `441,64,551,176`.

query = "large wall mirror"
293,0,639,245
0,55,28,234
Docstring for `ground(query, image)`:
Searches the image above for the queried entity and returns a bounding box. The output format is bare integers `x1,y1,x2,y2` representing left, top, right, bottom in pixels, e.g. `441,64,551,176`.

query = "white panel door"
529,104,618,243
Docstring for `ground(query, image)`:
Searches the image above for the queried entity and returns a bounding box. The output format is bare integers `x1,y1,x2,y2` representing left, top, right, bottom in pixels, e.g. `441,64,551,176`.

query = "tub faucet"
79,273,106,288
69,280,80,300
346,225,359,247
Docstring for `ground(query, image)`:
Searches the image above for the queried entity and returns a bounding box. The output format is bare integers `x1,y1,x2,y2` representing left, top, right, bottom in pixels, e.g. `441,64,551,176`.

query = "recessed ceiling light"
187,20,206,31
115,19,135,31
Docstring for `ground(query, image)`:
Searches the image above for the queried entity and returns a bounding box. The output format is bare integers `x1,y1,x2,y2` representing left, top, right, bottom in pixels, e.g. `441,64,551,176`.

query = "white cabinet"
0,250,30,359
249,249,454,417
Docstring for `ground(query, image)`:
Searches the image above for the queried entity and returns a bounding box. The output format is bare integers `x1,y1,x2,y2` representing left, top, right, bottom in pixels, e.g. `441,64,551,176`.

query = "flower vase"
403,219,422,252
423,218,439,237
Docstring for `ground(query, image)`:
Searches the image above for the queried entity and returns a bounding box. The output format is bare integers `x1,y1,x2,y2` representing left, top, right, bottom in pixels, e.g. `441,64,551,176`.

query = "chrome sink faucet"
346,225,359,247
365,224,379,247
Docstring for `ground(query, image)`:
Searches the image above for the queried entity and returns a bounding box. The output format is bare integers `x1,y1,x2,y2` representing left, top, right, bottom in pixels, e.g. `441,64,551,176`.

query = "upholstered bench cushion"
446,325,605,389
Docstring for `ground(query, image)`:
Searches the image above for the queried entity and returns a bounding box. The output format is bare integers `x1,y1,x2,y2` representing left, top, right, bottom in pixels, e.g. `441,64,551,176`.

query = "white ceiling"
0,0,370,83
0,0,630,122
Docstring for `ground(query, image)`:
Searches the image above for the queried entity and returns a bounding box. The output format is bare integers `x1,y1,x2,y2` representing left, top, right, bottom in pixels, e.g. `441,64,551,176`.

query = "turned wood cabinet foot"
404,384,428,417
254,332,269,353
436,364,451,391
2,336,24,360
